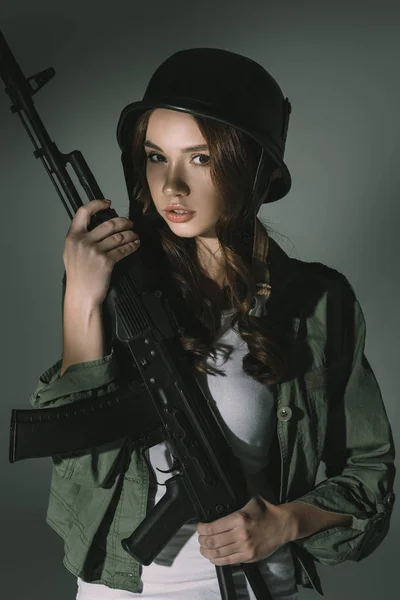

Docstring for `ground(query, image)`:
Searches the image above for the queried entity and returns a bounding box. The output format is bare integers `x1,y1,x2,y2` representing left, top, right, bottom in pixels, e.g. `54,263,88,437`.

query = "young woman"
30,49,395,600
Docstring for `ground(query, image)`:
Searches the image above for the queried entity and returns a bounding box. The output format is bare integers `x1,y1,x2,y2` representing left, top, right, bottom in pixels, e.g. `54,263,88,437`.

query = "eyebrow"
144,140,209,153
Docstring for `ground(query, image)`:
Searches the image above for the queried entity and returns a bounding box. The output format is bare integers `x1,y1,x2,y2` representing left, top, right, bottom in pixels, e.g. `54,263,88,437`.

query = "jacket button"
277,406,292,422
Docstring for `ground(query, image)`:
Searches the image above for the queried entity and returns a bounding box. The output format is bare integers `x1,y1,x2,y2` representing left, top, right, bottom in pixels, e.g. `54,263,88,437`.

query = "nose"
162,169,190,197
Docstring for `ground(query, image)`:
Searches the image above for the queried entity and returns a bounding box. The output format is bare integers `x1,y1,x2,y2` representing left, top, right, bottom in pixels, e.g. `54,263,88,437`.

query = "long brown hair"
126,109,292,385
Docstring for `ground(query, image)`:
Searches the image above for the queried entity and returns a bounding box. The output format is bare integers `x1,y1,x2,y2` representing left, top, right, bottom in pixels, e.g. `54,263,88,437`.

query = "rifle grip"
122,473,197,565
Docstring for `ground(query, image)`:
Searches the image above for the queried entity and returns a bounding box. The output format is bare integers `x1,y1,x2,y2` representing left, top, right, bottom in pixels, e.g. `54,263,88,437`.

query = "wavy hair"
126,109,292,385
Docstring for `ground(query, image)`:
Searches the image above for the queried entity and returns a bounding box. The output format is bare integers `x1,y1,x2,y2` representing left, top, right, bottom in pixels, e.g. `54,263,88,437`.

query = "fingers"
68,199,111,236
64,198,139,259
67,199,135,244
65,198,140,257
89,214,136,246
62,200,140,306
99,226,140,254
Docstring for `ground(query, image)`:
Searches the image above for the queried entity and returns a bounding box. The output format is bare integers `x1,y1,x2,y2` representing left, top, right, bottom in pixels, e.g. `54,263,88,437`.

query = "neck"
196,238,225,281
195,237,232,309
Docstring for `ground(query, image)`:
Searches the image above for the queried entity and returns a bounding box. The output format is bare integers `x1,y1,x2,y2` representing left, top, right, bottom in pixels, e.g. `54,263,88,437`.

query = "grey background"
1,0,399,598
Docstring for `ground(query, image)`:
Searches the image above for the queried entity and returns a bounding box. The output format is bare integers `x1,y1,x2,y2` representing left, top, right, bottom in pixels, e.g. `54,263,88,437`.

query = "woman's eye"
145,152,210,165
193,154,210,165
146,152,164,163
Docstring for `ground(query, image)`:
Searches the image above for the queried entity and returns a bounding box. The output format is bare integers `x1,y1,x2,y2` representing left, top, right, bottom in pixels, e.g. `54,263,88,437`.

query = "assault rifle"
1,30,273,600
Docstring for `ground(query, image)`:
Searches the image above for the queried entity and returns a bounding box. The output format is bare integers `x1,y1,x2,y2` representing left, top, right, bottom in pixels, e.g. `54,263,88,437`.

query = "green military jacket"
29,238,396,598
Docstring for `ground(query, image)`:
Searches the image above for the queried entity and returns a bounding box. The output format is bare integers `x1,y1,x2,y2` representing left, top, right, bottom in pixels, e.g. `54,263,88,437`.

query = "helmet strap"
249,148,275,311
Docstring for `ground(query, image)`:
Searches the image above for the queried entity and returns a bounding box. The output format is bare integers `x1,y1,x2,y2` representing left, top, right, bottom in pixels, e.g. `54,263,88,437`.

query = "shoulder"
289,257,357,304
268,237,356,305
285,258,360,355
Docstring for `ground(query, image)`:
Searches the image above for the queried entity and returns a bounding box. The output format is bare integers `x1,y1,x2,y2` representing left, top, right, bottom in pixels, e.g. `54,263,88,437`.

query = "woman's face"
144,108,224,243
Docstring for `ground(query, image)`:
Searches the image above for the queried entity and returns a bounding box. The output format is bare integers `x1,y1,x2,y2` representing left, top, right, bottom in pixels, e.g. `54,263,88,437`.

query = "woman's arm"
290,284,396,564
60,285,106,376
29,273,125,487
283,502,352,542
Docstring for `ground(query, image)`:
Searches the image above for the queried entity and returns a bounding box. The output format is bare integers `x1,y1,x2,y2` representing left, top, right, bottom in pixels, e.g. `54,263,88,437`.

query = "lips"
165,209,196,223
164,206,193,212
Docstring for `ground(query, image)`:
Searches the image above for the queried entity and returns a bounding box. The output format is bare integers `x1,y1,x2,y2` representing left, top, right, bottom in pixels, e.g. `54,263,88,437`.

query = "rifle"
0,30,274,600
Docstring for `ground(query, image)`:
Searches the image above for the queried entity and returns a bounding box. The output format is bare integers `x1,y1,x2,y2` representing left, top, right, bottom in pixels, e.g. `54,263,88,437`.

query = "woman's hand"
196,496,295,566
63,199,140,306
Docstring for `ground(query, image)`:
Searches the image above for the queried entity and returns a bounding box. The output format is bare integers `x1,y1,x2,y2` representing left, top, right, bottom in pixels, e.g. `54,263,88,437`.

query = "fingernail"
134,239,141,244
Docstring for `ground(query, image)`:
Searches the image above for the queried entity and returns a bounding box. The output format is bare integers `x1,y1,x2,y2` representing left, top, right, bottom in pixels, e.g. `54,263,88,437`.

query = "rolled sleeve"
29,350,117,408
28,350,127,487
292,486,395,565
